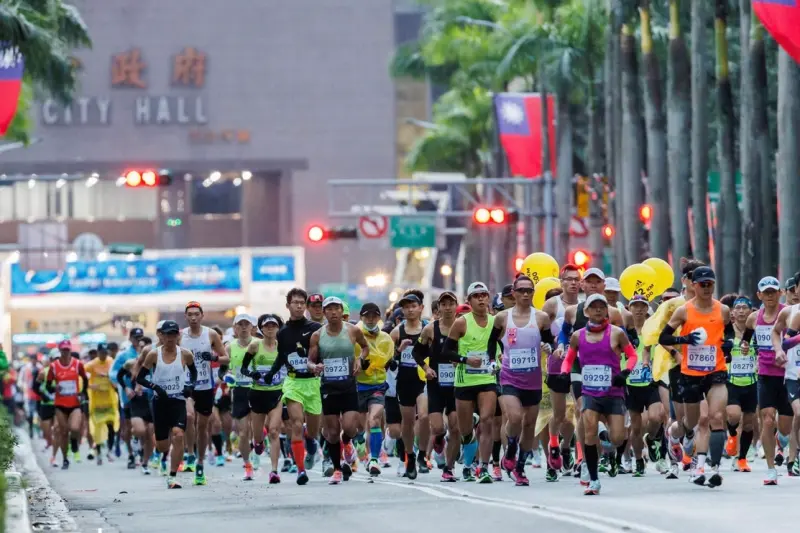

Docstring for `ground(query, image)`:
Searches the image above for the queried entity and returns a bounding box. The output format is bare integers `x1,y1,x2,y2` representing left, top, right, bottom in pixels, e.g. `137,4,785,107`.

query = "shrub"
0,406,16,533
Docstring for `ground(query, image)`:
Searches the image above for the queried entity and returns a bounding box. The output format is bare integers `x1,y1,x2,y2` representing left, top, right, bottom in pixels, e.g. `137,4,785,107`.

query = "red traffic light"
569,249,591,268
124,170,172,188
125,171,141,187
474,208,491,224
514,256,524,272
602,224,615,239
639,204,653,223
473,207,518,224
490,208,506,224
307,225,326,243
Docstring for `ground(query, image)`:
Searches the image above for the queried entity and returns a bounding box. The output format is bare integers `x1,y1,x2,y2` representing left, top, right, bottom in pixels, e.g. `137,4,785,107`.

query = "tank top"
578,326,623,398
228,339,253,388
727,333,756,387
52,358,82,408
431,321,455,388
151,347,186,400
181,326,213,391
786,305,800,381
456,313,496,388
755,305,786,377
680,300,725,376
397,324,423,383
250,341,283,392
547,298,568,376
500,308,542,390
319,326,356,393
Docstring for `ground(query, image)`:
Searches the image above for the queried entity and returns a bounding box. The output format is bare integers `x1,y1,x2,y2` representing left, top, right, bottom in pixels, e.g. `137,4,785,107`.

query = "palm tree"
739,0,757,295
0,0,91,142
777,49,800,279
690,0,710,264
714,0,740,294
666,0,691,283
605,0,624,274
620,22,644,265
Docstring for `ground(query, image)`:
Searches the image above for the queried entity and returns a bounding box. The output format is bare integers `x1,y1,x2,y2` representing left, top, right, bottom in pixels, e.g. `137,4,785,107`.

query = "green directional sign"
108,243,145,256
390,216,436,249
707,171,742,204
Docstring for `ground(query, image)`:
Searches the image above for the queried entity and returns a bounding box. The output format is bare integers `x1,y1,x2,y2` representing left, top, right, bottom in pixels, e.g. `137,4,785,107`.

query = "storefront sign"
12,333,107,345
251,255,295,282
11,256,241,295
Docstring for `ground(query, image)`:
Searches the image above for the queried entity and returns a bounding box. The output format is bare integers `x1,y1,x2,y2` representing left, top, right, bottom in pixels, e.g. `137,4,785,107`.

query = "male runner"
777,290,800,477
308,293,325,324
45,340,89,469
111,327,145,469
724,296,757,472
226,314,258,479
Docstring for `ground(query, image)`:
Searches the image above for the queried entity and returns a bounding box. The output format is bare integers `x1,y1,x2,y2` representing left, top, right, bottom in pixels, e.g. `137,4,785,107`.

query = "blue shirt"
111,346,139,407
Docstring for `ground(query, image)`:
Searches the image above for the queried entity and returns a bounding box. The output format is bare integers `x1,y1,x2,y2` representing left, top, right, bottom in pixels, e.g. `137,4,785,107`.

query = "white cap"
322,296,344,309
585,294,608,307
48,348,60,359
604,277,621,292
156,320,166,331
233,313,255,326
758,276,780,292
584,268,605,280
467,281,490,297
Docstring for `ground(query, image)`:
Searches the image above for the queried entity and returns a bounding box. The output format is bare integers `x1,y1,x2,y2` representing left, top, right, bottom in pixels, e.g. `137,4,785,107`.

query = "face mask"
364,323,380,333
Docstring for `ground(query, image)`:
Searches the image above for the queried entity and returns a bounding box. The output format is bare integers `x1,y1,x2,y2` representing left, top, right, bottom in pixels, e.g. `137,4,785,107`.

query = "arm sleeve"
623,343,638,371
412,340,430,367
658,325,684,346
241,352,255,376
560,346,578,374
625,328,639,348
116,367,130,389
443,337,462,364
782,329,800,352
265,351,287,379
541,328,555,346
742,328,754,343
136,367,156,390
558,321,574,347
487,326,502,361
724,322,735,341
187,361,197,385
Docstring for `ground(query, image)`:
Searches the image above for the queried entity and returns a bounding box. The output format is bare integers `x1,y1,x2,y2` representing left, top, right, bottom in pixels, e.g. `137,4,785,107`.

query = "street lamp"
365,273,388,288
440,264,453,277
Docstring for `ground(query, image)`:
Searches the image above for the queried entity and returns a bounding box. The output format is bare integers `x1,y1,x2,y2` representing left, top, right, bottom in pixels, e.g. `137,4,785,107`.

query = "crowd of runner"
16,257,800,495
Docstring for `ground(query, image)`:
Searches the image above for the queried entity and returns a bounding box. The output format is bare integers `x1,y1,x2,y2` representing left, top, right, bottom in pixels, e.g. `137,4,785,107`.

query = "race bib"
323,358,349,381
687,345,717,372
627,362,649,384
438,364,455,386
234,369,252,386
400,346,416,368
196,362,210,384
730,356,755,376
58,380,78,396
582,364,612,392
508,348,538,372
287,352,307,371
465,351,490,374
163,376,184,398
755,325,772,349
260,365,285,386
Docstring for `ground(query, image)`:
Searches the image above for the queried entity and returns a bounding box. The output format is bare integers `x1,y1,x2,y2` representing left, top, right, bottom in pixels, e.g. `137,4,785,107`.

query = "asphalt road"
27,440,800,533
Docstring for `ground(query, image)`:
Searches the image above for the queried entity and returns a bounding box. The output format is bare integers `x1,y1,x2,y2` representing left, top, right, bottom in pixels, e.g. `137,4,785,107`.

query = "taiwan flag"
754,0,800,64
494,93,556,178
0,45,24,136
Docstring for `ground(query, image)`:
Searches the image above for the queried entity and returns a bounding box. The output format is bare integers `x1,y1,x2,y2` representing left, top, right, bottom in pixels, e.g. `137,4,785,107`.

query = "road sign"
72,232,104,261
390,215,436,249
707,171,743,204
358,215,389,239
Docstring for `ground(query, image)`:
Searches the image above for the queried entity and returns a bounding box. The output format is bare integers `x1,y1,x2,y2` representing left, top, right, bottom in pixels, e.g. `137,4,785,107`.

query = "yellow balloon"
533,277,562,310
520,253,559,285
619,263,658,301
643,257,674,297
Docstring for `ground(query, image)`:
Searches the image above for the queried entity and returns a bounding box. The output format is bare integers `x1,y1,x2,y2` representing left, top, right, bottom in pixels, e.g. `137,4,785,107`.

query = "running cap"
49,348,60,359
455,303,472,315
628,294,649,306
156,320,166,332
585,294,608,307
604,277,621,292
57,340,72,350
258,315,280,328
233,313,255,326
691,266,716,283
342,302,350,316
185,301,203,313
359,303,381,316
467,282,490,297
501,284,514,297
786,277,797,291
322,296,343,309
583,268,605,280
307,293,324,304
97,342,109,352
399,293,422,306
758,276,781,292
160,320,180,334
129,327,144,339
437,291,458,303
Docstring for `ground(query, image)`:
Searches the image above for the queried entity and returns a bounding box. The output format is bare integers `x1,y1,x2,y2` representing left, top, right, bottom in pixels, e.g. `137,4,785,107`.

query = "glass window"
191,179,242,215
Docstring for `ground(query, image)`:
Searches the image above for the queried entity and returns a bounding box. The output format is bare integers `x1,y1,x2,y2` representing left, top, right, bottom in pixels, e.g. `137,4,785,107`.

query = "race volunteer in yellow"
84,343,120,465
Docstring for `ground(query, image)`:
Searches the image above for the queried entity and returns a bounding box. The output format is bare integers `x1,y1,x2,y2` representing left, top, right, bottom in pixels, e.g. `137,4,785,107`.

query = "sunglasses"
513,288,533,294
697,281,715,288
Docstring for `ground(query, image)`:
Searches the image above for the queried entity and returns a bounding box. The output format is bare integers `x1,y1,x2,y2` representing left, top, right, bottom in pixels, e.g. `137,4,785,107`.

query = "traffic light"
472,207,520,225
602,224,615,240
306,225,358,243
124,170,172,188
569,249,591,269
166,217,183,227
639,204,652,225
514,256,524,272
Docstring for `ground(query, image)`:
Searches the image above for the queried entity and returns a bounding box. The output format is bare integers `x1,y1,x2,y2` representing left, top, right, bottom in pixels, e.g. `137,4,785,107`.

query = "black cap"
399,294,422,306
129,327,144,339
692,266,716,283
786,277,797,291
160,321,180,334
97,343,108,352
501,284,513,297
360,303,381,316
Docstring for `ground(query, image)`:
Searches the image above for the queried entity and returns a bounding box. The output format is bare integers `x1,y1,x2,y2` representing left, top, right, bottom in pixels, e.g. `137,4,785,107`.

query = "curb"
5,470,31,532
13,428,79,532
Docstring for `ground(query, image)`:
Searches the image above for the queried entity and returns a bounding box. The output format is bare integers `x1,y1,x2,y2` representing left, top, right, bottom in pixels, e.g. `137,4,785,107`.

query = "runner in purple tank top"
560,294,638,496
488,275,554,486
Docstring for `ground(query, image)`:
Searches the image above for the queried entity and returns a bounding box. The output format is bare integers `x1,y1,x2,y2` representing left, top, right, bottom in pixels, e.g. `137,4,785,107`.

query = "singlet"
578,326,624,398
624,334,652,387
786,305,800,381
151,347,187,400
250,341,284,392
318,326,356,393
181,326,213,391
397,324,423,383
229,339,253,388
680,300,725,376
456,312,496,388
51,358,82,408
728,331,757,387
755,305,786,377
431,321,455,388
499,308,542,391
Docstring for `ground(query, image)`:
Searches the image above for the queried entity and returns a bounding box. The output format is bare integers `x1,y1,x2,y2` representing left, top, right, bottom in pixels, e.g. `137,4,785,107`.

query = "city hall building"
0,0,432,287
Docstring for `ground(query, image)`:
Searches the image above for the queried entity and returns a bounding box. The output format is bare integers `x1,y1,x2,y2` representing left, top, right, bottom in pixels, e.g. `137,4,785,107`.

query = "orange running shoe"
329,470,343,484
736,458,751,472
242,463,255,481
725,435,738,457
380,450,390,467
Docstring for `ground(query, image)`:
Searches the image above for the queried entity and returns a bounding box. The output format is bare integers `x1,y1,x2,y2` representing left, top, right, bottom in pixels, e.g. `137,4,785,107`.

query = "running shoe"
547,445,563,470
706,466,722,488
184,455,196,473
561,448,575,474
127,455,136,470
323,458,334,477
476,465,493,484
343,443,357,466
655,458,669,474
681,434,696,457
368,458,381,476
690,466,706,486
607,457,618,478
405,457,418,480
296,469,309,485
61,459,69,470
462,466,476,482
49,457,56,468
160,460,168,476
579,462,590,487
644,434,660,462
289,463,298,473
545,467,558,482
167,475,182,489
243,463,255,481
734,458,751,472
432,449,446,470
73,451,81,463
215,455,225,467
342,462,353,481
380,450,391,468
775,450,785,467
304,451,317,472
632,459,646,478
329,470,343,485
530,449,542,468
764,467,778,486
269,471,281,484
441,468,456,482
584,479,601,495
418,456,431,474
511,469,529,486
491,464,503,481
280,458,292,472
666,463,679,480
502,456,516,474
790,460,800,477
356,440,368,463
396,460,406,477
252,454,262,471
96,455,103,466
725,435,738,458
193,468,207,486
87,452,95,461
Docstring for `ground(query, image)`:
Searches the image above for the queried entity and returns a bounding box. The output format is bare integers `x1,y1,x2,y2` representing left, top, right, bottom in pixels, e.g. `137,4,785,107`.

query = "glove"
183,385,194,398
612,369,630,387
683,331,702,346
199,351,215,362
250,370,263,382
153,385,169,400
722,339,734,363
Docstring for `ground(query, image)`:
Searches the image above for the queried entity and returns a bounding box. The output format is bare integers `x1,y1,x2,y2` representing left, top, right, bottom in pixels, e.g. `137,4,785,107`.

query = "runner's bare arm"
542,296,558,321
209,329,229,364
488,311,506,362
307,331,321,365
772,307,792,354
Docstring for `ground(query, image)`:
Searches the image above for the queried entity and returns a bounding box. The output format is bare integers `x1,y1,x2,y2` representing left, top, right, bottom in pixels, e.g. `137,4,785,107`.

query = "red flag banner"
494,93,556,178
753,0,800,64
0,45,24,135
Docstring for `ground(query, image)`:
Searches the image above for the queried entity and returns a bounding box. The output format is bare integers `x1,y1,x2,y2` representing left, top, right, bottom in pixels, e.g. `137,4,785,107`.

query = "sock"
211,434,223,456
739,430,754,460
355,431,365,444
279,435,289,458
196,463,204,475
727,421,739,437
659,434,668,459
70,438,79,453
683,422,695,441
585,444,599,481
696,453,707,470
492,440,501,463
461,432,477,467
95,444,102,455
329,441,342,471
396,437,406,462
305,435,318,456
516,447,528,472
369,427,383,459
616,440,627,465
575,440,583,462
291,440,306,471
161,451,168,462
506,436,518,460
549,434,559,449
709,429,726,467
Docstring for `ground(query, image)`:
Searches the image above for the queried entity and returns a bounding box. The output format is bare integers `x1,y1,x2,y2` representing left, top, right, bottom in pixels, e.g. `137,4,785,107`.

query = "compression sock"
506,436,518,460
461,432,477,467
279,435,290,458
727,421,739,437
616,440,628,465
320,436,330,459
516,447,528,472
329,441,342,471
70,438,79,453
739,430,754,460
492,440,501,464
396,437,406,463
369,427,383,459
709,430,726,467
211,434,223,456
291,440,305,471
107,424,115,450
585,444,599,481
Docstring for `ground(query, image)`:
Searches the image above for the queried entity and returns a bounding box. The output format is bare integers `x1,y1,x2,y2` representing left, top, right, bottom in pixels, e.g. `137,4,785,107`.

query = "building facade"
1,0,401,286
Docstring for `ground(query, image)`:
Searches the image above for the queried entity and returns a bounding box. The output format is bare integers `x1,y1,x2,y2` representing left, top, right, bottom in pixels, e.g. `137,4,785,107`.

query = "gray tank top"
319,326,356,393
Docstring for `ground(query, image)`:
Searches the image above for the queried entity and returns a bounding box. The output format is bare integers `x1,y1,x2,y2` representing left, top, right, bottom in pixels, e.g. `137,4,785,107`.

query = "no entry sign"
358,215,389,239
